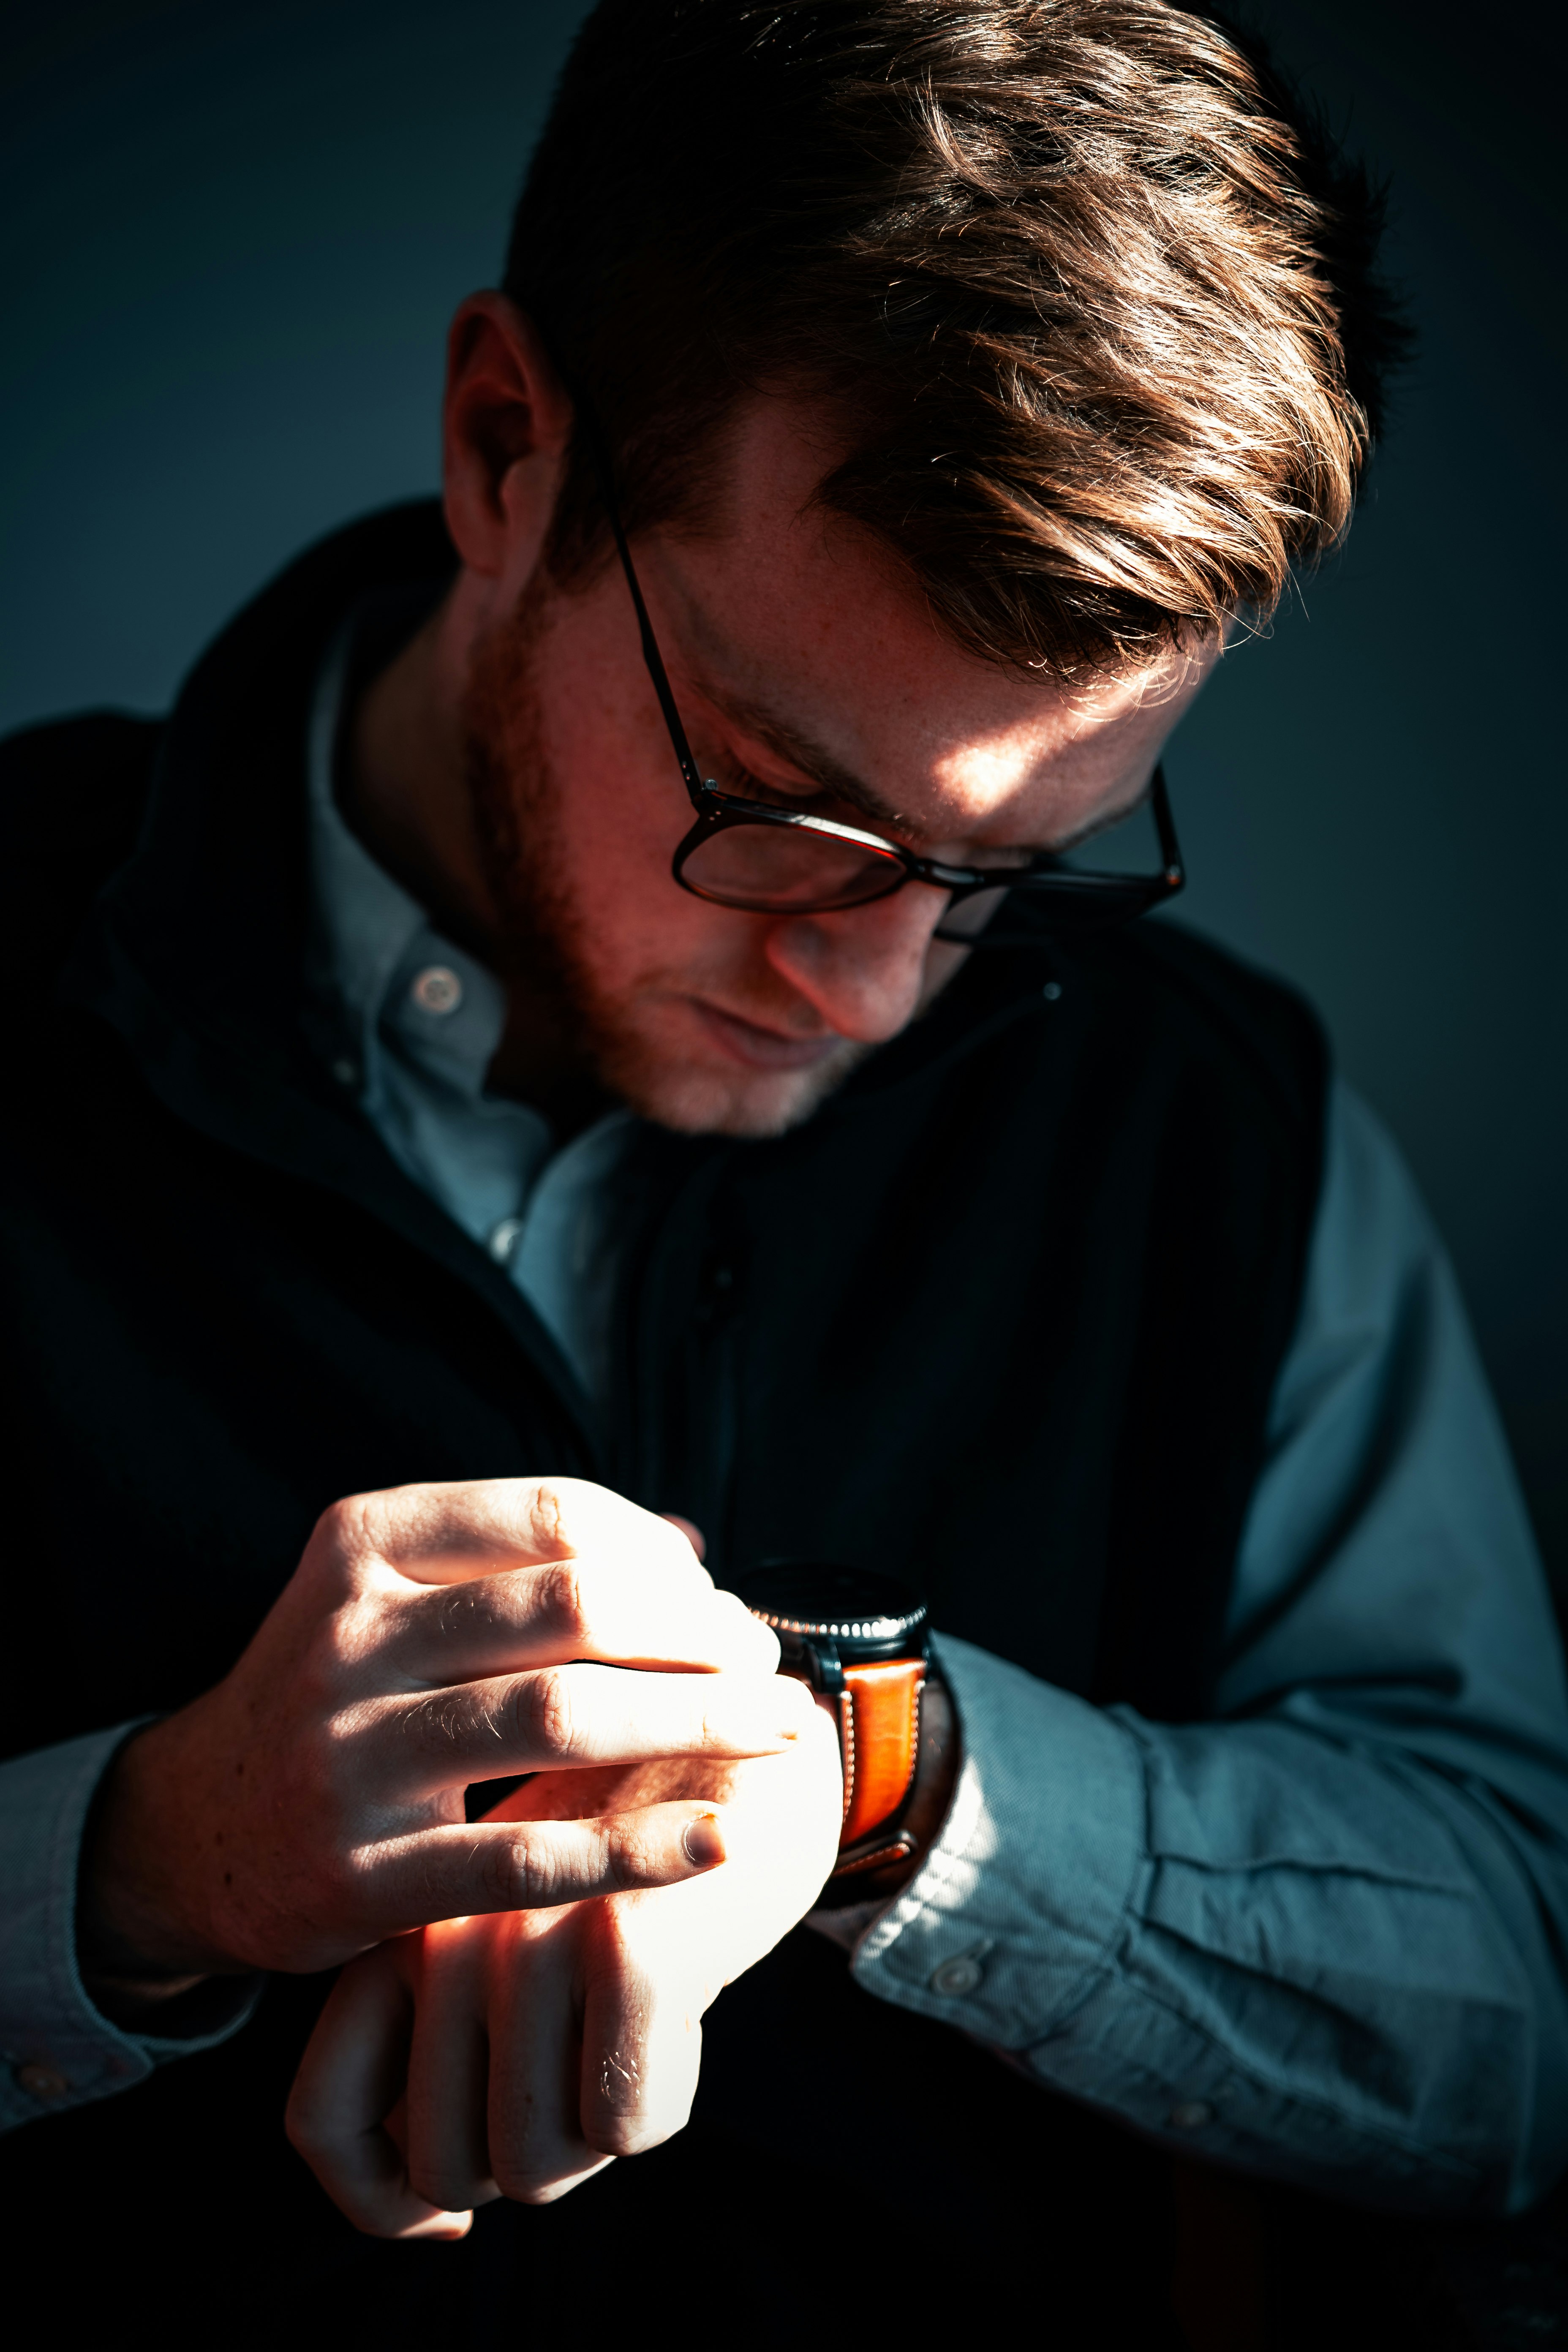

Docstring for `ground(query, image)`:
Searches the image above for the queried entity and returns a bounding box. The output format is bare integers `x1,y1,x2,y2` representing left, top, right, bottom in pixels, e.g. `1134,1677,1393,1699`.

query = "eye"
719,752,828,811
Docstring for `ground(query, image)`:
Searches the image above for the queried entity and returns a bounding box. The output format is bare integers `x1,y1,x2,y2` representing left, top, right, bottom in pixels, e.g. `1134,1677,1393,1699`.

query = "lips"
690,999,847,1072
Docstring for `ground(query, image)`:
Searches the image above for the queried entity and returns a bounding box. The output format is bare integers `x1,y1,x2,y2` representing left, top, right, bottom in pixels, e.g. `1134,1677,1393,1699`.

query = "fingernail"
682,1812,725,1869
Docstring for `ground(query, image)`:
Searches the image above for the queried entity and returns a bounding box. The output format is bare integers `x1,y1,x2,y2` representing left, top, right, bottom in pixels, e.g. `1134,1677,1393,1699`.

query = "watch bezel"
738,1563,928,1687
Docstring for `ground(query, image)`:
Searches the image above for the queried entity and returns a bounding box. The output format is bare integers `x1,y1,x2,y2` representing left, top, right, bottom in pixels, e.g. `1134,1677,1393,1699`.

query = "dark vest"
0,508,1326,2347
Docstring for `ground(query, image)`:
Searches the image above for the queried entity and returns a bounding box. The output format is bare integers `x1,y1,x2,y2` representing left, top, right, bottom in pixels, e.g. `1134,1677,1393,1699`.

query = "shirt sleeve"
849,1081,1568,2213
0,1726,261,2134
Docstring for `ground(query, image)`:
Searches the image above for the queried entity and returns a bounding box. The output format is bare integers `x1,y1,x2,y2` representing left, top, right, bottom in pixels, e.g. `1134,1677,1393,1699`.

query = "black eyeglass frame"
588,433,1186,941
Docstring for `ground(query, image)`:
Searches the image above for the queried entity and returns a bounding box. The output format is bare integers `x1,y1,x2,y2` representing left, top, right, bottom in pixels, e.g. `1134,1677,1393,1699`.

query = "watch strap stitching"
831,1830,917,1878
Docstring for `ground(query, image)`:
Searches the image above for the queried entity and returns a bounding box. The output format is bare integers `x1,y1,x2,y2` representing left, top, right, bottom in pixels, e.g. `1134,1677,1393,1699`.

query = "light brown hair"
507,0,1406,676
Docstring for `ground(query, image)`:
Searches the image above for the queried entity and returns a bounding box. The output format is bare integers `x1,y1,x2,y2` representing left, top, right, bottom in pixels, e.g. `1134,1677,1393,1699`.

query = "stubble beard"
460,588,869,1139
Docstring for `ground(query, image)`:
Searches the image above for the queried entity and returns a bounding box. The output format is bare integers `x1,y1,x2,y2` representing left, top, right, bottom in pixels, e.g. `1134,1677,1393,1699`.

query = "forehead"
646,393,1199,821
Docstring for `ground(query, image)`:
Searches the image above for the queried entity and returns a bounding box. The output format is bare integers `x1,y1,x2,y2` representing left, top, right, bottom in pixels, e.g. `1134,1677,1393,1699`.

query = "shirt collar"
304,618,510,1106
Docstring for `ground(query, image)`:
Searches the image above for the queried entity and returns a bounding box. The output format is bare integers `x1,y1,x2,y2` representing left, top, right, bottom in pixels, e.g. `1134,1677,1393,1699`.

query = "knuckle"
317,1493,365,1548
308,1493,371,1583
316,1481,456,1583
516,1666,577,1760
310,1486,429,1592
598,1817,659,1895
480,1832,561,1911
521,1480,574,1560
537,1562,593,1650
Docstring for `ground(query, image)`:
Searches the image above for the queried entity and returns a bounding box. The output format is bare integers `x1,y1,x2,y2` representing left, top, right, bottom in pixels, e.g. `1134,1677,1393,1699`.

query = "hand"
78,1478,810,2001
286,1710,845,2237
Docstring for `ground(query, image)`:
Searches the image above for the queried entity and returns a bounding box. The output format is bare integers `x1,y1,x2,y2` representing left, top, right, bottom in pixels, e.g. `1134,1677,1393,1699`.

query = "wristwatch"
740,1563,934,1885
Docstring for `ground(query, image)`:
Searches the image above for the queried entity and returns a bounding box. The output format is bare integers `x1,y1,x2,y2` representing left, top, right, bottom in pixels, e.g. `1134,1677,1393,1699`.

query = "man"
3,0,1565,2341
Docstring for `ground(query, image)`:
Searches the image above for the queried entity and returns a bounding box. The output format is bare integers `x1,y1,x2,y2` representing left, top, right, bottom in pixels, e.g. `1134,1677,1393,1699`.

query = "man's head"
412,0,1402,1137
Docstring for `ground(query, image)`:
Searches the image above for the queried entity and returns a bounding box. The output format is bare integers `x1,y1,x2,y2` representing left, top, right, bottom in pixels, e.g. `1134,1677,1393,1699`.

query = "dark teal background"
3,2,1563,1587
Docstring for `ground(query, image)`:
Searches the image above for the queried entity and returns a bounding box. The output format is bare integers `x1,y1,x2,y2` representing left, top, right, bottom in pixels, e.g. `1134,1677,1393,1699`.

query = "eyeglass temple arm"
1152,765,1184,886
579,420,710,812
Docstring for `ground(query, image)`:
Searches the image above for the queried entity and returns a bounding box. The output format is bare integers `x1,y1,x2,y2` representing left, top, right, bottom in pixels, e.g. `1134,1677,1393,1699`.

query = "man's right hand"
77,1478,807,1998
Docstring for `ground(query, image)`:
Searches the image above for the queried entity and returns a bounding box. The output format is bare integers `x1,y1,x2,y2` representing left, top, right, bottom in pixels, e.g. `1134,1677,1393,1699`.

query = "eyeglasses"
590,444,1186,943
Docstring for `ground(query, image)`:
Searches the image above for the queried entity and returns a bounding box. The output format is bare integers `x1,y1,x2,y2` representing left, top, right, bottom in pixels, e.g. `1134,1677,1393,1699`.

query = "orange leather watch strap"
837,1656,925,1848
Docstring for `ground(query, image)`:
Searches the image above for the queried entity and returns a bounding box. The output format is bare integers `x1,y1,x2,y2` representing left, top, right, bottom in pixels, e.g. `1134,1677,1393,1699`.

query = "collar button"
411,964,463,1016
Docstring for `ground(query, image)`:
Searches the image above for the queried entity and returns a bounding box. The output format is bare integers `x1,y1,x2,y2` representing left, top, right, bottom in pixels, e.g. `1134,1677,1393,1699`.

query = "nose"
762,883,950,1044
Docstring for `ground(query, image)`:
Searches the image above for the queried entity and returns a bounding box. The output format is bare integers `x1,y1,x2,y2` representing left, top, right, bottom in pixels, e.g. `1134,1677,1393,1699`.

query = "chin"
606,1041,867,1139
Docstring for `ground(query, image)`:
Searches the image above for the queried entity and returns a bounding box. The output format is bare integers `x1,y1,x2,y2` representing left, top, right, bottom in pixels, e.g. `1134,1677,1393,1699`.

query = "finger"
402,1919,503,2216
659,1514,705,1560
379,1659,815,1791
579,1906,706,2160
343,1477,712,1591
287,1944,473,2242
385,1559,779,1685
361,1804,728,1930
485,1908,615,2204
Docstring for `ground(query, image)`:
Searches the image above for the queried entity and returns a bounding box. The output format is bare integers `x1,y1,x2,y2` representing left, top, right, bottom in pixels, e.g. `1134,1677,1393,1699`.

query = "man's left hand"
286,1703,844,2236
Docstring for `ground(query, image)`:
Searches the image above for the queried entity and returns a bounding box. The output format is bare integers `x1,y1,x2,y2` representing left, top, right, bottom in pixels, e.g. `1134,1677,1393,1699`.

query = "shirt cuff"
849,1632,1146,2039
0,1726,261,2133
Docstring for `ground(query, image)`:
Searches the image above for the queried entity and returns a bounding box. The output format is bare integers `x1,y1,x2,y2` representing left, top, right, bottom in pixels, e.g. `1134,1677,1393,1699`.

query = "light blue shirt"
5,648,1568,2218
300,627,636,1404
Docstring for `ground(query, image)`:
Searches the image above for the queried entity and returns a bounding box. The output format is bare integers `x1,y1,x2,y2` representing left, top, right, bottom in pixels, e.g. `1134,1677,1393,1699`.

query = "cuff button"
17,2062,71,2102
929,1956,984,1997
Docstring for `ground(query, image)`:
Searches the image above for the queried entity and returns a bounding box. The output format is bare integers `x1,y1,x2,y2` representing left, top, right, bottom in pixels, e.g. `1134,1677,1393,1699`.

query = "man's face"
464,396,1216,1138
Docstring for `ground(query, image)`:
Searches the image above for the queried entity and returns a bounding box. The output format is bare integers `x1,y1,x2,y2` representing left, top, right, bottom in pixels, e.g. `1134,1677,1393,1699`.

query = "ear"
441,292,574,586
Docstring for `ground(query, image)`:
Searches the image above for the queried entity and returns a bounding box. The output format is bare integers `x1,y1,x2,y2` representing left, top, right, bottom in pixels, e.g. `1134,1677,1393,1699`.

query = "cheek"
533,643,690,950
535,654,754,989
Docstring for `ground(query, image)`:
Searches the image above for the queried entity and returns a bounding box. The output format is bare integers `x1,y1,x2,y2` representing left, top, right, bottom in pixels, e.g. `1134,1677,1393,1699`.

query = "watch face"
736,1562,927,1662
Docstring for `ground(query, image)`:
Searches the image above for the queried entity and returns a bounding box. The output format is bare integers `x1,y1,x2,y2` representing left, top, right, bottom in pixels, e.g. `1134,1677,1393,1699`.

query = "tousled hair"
506,0,1407,676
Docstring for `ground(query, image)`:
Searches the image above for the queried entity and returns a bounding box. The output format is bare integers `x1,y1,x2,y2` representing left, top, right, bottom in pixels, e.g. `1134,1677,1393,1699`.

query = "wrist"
810,1668,958,1908
740,1565,960,1912
76,1717,234,2000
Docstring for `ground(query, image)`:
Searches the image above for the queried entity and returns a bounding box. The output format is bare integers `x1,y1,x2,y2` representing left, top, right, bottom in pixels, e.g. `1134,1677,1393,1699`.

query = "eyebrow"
694,670,1156,860
698,682,913,832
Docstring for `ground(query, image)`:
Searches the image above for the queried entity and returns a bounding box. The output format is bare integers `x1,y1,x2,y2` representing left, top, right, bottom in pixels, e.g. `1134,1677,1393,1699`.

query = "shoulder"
0,709,164,954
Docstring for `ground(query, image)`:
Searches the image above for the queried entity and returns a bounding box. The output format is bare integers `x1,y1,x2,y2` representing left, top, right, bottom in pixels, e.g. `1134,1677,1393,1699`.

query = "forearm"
849,1635,1568,2214
0,1727,259,2134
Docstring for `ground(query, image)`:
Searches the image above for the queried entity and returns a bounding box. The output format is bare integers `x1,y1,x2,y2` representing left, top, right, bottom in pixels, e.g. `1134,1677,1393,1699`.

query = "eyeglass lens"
679,818,1040,916
679,822,904,911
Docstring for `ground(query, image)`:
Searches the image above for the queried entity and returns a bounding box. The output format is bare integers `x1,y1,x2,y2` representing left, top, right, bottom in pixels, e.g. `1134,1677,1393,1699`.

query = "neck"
341,598,493,955
342,596,611,1138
